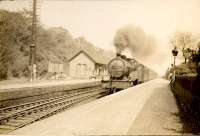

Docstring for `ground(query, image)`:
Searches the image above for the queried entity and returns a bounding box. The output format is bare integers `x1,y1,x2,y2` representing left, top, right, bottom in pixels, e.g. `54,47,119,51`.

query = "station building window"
82,64,87,74
76,63,88,75
76,63,81,75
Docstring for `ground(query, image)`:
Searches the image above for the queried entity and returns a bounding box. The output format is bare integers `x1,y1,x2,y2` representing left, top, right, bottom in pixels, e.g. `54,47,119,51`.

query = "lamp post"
29,44,36,81
172,46,178,67
29,0,37,81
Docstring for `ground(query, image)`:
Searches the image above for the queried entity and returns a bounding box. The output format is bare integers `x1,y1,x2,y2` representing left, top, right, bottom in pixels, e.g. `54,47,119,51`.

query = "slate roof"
68,49,115,65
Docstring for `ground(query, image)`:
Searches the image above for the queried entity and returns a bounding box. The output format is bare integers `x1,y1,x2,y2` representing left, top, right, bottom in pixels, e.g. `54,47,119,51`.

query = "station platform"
10,78,182,135
0,79,100,90
0,79,101,103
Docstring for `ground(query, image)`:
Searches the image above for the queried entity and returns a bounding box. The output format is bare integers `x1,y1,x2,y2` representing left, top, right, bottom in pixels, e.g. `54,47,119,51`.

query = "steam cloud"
114,25,158,60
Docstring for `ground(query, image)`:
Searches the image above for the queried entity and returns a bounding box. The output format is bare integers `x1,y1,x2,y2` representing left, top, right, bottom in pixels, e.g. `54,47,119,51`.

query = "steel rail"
0,88,101,123
0,89,105,134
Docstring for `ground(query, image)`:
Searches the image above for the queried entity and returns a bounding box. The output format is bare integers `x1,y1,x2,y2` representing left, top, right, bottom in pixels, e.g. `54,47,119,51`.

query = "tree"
0,10,32,79
0,9,114,80
170,31,196,63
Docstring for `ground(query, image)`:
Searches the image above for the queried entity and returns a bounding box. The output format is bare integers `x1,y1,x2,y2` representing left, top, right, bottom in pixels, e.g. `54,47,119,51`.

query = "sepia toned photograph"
0,0,200,135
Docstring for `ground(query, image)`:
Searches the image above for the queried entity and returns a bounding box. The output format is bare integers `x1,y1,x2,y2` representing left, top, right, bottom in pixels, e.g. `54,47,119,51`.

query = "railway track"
0,87,107,134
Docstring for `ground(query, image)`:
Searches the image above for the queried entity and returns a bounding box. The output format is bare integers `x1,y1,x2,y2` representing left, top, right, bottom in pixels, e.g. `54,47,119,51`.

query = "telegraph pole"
29,0,37,81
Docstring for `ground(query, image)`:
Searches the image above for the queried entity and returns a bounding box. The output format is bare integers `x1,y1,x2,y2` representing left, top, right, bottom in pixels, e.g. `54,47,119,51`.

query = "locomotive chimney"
116,48,122,57
116,53,121,57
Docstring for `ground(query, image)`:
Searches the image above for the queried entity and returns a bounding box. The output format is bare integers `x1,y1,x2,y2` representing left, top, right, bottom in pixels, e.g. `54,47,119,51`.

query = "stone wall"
171,75,200,115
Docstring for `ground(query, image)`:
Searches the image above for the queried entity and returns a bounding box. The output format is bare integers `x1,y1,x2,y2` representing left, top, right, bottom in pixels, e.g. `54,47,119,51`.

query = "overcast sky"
0,0,200,75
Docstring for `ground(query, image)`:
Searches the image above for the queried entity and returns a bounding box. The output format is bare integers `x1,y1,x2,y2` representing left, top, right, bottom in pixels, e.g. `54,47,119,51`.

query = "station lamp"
172,46,179,67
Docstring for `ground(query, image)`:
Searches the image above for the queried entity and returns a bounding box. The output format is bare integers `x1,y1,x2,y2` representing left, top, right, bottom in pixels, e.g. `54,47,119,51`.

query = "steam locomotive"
101,53,157,93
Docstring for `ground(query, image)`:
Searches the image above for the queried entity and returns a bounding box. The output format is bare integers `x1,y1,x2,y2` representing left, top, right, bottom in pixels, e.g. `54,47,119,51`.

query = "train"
101,53,158,93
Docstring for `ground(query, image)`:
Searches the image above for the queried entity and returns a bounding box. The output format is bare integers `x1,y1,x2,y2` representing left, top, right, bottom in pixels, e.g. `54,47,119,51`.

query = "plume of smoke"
114,25,157,60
